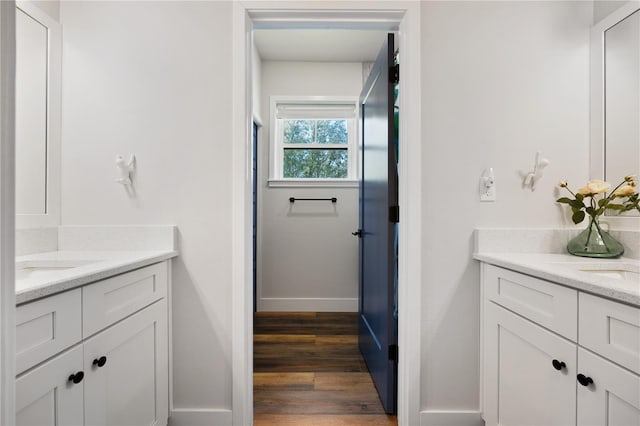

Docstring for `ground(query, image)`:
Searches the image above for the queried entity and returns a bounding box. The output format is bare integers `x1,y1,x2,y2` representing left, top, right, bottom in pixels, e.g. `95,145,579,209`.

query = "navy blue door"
358,33,398,414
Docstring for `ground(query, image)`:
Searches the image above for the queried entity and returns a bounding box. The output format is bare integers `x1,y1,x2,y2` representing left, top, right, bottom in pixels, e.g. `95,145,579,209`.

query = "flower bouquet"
556,175,638,258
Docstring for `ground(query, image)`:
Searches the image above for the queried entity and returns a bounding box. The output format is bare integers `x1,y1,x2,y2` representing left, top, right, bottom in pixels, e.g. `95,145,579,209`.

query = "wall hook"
523,151,549,192
115,154,136,186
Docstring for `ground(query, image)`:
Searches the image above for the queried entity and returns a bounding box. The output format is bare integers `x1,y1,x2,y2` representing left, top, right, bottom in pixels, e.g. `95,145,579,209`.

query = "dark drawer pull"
552,359,566,371
577,373,593,387
68,371,84,384
93,356,107,368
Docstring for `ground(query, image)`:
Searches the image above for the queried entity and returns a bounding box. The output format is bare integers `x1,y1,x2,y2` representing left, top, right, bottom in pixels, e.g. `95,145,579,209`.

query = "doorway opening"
251,27,398,424
231,5,423,425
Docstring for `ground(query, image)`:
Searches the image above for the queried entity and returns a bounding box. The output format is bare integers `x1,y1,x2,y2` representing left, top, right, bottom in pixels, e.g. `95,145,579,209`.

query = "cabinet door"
577,348,640,426
16,345,84,426
484,302,576,426
83,300,168,426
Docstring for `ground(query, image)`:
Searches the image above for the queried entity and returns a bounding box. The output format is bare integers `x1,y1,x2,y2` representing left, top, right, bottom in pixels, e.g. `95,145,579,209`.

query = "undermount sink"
552,261,640,282
15,259,102,280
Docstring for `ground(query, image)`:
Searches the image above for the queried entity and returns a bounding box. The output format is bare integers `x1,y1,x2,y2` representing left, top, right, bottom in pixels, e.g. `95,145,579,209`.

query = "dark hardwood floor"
253,312,397,426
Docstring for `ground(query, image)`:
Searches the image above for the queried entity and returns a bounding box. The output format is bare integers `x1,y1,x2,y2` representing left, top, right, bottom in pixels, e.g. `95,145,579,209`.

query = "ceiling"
253,29,388,62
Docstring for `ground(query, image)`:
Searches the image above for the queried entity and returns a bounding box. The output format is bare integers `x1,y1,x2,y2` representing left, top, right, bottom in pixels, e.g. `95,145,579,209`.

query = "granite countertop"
474,252,640,307
15,250,178,305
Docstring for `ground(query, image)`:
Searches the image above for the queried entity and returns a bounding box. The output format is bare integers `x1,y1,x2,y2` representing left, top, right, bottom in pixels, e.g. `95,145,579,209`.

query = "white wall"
59,0,234,418
420,0,592,415
30,0,59,22
258,61,362,312
594,0,630,23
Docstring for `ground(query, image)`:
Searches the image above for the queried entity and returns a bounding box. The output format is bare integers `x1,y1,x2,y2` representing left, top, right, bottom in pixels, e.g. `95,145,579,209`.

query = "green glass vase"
567,217,624,258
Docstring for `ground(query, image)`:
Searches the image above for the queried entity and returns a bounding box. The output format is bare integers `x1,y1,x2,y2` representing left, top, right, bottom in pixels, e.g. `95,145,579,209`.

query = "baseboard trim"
169,408,233,426
420,410,483,426
258,297,358,312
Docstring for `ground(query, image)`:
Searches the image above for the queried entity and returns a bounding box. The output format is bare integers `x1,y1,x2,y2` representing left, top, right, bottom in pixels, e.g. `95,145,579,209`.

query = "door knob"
552,359,566,371
577,373,594,387
93,356,107,368
352,229,363,237
68,371,84,384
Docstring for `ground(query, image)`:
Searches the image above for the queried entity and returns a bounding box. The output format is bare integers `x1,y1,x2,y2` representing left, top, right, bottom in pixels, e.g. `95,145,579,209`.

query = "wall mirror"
591,2,640,217
15,1,61,227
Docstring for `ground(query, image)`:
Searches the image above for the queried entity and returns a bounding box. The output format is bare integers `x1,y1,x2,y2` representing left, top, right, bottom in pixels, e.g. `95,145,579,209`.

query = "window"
270,97,358,185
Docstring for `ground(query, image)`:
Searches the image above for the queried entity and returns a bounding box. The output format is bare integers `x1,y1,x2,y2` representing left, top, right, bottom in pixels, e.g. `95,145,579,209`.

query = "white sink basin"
15,259,102,280
552,261,640,282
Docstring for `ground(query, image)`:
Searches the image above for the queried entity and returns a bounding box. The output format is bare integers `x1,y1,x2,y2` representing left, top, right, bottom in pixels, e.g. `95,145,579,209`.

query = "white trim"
167,260,173,416
269,95,359,181
395,5,423,425
169,408,233,426
0,1,16,424
420,410,484,426
233,3,422,425
250,8,404,31
268,179,359,188
15,1,61,228
231,3,253,426
258,297,358,312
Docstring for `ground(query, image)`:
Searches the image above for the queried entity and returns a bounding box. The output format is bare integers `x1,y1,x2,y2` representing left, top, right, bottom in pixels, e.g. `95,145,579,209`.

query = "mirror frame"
590,3,640,179
15,1,60,228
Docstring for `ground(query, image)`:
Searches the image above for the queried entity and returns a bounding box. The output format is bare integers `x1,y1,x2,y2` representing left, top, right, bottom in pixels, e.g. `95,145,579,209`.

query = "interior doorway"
250,27,397,424
230,5,423,425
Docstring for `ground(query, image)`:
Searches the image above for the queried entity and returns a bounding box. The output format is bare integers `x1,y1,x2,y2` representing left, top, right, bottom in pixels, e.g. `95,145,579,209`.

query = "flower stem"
592,217,611,252
584,218,594,250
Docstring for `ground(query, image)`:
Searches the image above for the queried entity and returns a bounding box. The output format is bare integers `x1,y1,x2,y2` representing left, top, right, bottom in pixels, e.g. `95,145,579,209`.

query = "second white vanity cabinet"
15,262,169,426
482,263,640,426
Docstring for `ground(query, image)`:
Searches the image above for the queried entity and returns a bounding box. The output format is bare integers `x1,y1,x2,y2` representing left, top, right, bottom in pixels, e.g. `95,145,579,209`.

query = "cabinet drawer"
16,289,82,375
83,262,167,337
579,293,640,375
484,264,578,340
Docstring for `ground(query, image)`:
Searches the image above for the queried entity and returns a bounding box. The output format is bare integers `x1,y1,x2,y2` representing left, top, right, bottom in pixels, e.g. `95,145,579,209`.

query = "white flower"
613,185,636,197
577,179,610,195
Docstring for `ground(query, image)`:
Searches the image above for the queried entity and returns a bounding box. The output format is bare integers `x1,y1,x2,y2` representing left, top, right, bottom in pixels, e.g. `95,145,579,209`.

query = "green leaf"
576,193,584,202
572,210,585,224
556,197,573,204
586,207,596,216
569,199,585,209
598,198,608,207
606,204,626,210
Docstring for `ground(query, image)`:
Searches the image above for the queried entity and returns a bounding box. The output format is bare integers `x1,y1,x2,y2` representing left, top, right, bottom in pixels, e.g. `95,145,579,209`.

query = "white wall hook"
115,154,136,186
523,151,549,192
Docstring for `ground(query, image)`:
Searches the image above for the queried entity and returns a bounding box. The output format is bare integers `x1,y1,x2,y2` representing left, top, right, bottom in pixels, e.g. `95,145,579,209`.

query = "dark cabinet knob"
352,229,363,238
577,373,594,387
68,371,84,384
93,356,107,368
552,359,566,371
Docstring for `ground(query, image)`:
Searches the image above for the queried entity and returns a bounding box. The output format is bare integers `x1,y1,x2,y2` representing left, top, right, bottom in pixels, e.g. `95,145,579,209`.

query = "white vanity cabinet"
481,263,640,426
15,262,170,426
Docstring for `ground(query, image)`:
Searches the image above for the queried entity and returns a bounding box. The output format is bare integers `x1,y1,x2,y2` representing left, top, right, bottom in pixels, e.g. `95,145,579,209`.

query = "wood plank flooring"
254,312,397,426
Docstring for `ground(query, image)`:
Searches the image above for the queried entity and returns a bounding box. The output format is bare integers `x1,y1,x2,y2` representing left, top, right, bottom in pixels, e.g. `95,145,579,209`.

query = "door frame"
0,1,16,424
231,2,422,425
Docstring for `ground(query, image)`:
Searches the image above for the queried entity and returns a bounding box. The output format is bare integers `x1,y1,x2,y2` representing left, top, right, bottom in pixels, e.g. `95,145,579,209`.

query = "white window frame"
268,96,359,187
